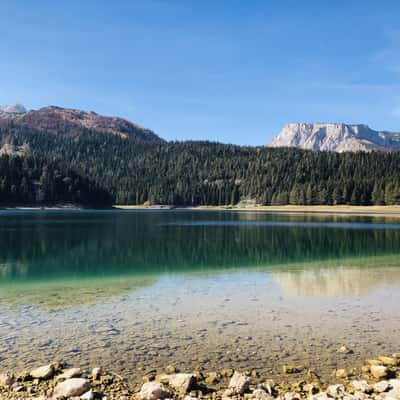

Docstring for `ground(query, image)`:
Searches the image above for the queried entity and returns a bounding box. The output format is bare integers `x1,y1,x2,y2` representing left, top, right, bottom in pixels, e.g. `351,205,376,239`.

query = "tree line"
1,124,400,206
0,153,111,206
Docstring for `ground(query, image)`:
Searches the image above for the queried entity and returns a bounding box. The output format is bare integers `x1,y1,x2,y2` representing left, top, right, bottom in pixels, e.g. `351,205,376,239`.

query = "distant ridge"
0,104,163,142
269,123,400,152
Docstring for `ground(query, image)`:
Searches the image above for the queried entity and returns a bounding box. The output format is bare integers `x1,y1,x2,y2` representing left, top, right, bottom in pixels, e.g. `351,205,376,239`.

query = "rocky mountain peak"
269,122,400,152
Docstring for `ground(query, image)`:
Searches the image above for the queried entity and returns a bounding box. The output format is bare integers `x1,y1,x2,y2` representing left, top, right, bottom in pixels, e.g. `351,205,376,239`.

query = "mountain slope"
0,104,163,142
269,123,400,152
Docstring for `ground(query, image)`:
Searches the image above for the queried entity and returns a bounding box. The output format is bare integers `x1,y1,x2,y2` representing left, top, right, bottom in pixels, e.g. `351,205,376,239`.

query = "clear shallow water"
0,210,400,384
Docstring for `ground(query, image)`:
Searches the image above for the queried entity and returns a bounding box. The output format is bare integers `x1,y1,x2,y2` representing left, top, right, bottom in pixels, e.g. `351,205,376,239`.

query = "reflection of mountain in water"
0,211,400,283
273,265,400,296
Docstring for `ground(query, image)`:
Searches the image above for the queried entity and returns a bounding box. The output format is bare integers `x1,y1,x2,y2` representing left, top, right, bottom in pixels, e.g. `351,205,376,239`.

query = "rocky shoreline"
1,351,400,400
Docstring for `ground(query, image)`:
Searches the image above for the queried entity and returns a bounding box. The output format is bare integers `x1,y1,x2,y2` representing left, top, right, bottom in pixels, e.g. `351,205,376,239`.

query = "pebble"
1,350,400,400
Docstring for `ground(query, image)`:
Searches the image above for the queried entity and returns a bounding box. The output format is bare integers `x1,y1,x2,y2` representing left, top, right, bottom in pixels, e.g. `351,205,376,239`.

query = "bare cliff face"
269,123,400,152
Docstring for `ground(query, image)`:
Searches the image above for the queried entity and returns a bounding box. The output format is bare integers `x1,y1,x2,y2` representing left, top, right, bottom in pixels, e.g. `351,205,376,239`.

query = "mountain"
269,123,400,152
0,103,27,115
1,103,400,207
0,104,163,142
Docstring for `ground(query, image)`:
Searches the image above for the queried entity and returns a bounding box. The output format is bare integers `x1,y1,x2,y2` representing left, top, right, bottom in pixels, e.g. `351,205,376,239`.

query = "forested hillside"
1,123,400,206
0,153,112,206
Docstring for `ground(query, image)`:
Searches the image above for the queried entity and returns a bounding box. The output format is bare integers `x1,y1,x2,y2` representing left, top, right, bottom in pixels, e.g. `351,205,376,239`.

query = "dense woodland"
0,153,111,206
1,123,400,206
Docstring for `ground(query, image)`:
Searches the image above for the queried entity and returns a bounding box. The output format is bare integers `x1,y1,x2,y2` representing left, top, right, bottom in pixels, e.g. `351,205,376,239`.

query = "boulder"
228,371,251,395
221,368,234,378
91,367,104,380
0,372,14,387
284,391,301,400
57,367,82,380
157,373,195,394
351,380,372,393
205,372,220,385
390,380,400,389
367,359,381,366
252,388,274,400
165,365,177,374
30,364,54,379
335,369,349,379
371,365,389,379
387,388,400,400
53,378,90,398
309,393,330,400
348,392,369,400
378,356,398,366
327,384,346,397
80,389,95,400
139,381,170,400
373,381,391,393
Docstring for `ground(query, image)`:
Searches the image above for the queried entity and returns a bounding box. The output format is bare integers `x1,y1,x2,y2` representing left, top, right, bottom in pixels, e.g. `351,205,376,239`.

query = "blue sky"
1,0,400,145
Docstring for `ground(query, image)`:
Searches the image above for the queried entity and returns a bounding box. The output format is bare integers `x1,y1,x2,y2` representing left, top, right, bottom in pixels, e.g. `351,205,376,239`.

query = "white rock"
228,371,251,395
12,383,24,392
371,365,388,379
327,384,346,397
92,367,104,380
0,372,14,387
386,388,400,400
390,380,400,390
308,393,330,400
252,388,274,400
53,378,90,398
351,380,372,393
30,364,54,379
284,392,301,400
164,373,195,393
80,389,95,400
374,381,391,393
57,367,82,380
139,381,171,400
352,392,369,400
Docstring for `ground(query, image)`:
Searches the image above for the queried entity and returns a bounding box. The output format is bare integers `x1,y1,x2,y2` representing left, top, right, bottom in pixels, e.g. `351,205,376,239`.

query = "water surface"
1,210,400,384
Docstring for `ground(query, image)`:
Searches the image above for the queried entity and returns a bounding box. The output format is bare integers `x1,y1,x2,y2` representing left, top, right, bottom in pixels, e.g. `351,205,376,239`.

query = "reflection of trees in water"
272,266,400,296
0,212,400,281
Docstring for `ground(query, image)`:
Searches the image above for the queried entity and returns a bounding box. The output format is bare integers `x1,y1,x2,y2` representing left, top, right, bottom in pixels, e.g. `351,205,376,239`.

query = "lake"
1,210,400,385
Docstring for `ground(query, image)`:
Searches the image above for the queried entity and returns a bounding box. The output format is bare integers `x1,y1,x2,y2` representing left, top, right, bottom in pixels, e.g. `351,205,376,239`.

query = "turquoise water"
1,210,400,283
0,210,400,382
